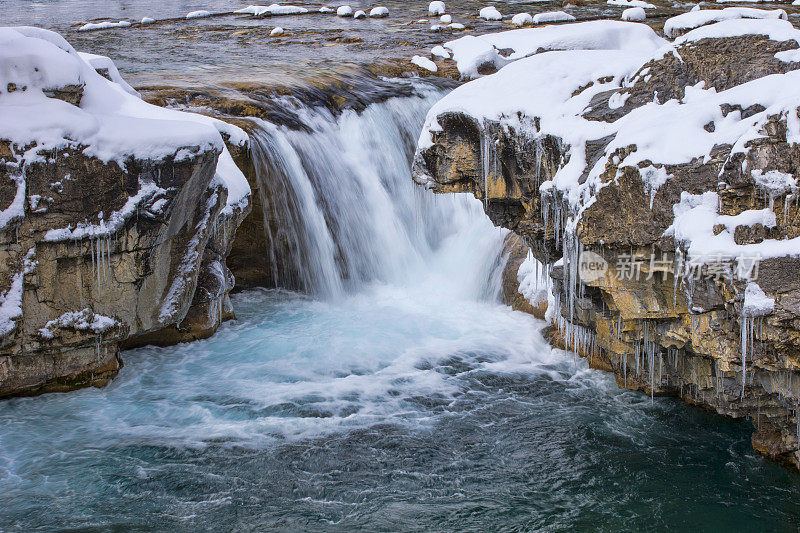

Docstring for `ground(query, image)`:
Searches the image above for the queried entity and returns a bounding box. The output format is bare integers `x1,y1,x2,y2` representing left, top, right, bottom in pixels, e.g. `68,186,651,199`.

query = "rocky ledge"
0,27,250,396
414,17,800,468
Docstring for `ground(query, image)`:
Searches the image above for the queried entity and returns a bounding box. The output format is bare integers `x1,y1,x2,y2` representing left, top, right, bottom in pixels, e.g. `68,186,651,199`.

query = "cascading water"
1,79,799,531
246,83,506,301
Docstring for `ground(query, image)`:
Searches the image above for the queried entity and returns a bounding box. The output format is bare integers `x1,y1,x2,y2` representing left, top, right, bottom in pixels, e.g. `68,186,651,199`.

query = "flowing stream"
1,81,799,531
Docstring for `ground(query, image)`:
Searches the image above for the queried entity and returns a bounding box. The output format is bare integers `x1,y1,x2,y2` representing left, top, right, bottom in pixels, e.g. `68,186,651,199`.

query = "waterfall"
246,81,508,302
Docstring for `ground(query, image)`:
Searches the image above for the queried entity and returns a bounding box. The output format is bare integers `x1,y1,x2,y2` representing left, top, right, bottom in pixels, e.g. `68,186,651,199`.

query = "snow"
431,45,451,58
77,21,131,32
319,6,334,13
429,1,446,15
675,17,800,45
512,13,533,26
140,17,155,24
607,0,656,8
622,7,646,21
440,14,452,23
743,282,774,316
271,27,284,36
186,10,212,19
751,169,797,195
235,4,309,16
775,49,800,63
533,11,576,24
369,6,389,17
0,26,250,232
411,55,438,72
479,6,503,20
0,272,24,336
353,10,366,19
640,165,671,208
78,52,139,97
337,5,353,16
440,20,667,78
449,22,465,30
663,7,788,38
38,308,119,339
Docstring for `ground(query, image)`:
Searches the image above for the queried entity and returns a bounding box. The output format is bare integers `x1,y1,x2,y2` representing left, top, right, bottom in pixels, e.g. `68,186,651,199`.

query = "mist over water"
1,82,799,531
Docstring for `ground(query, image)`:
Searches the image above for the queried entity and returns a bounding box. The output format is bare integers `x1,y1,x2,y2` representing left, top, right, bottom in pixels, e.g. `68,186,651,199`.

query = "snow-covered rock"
429,1,446,15
78,20,131,31
479,6,503,20
607,0,655,8
235,4,309,16
354,10,366,19
140,16,155,24
336,5,353,16
270,27,284,36
512,13,533,26
186,10,212,19
369,6,389,17
431,45,451,58
622,7,646,20
533,11,576,24
0,26,250,397
411,55,438,72
664,7,787,38
440,14,452,23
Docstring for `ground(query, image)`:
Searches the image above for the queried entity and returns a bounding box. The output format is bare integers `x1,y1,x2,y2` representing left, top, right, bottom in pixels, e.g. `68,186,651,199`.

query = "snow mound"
270,27,284,36
533,11,576,24
440,14,452,23
337,5,353,16
479,6,503,20
663,7,787,38
622,7,646,21
140,17,155,24
354,10,366,18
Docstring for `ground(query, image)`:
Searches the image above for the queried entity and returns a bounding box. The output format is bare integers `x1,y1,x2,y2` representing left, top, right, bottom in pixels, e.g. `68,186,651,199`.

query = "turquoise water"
1,287,798,531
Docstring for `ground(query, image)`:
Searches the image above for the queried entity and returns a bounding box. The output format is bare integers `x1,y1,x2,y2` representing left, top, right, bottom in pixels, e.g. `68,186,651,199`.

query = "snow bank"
479,6,503,20
440,20,667,78
0,26,250,231
664,7,787,38
533,11,576,24
512,13,533,26
622,7,646,21
429,1,446,15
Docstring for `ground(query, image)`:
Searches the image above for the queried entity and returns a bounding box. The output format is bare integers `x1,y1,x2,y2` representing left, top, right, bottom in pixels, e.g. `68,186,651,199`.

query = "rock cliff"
414,18,800,468
0,27,250,396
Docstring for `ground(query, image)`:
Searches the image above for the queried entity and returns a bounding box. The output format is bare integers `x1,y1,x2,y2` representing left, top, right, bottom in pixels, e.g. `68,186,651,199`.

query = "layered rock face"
415,18,800,468
0,27,250,396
